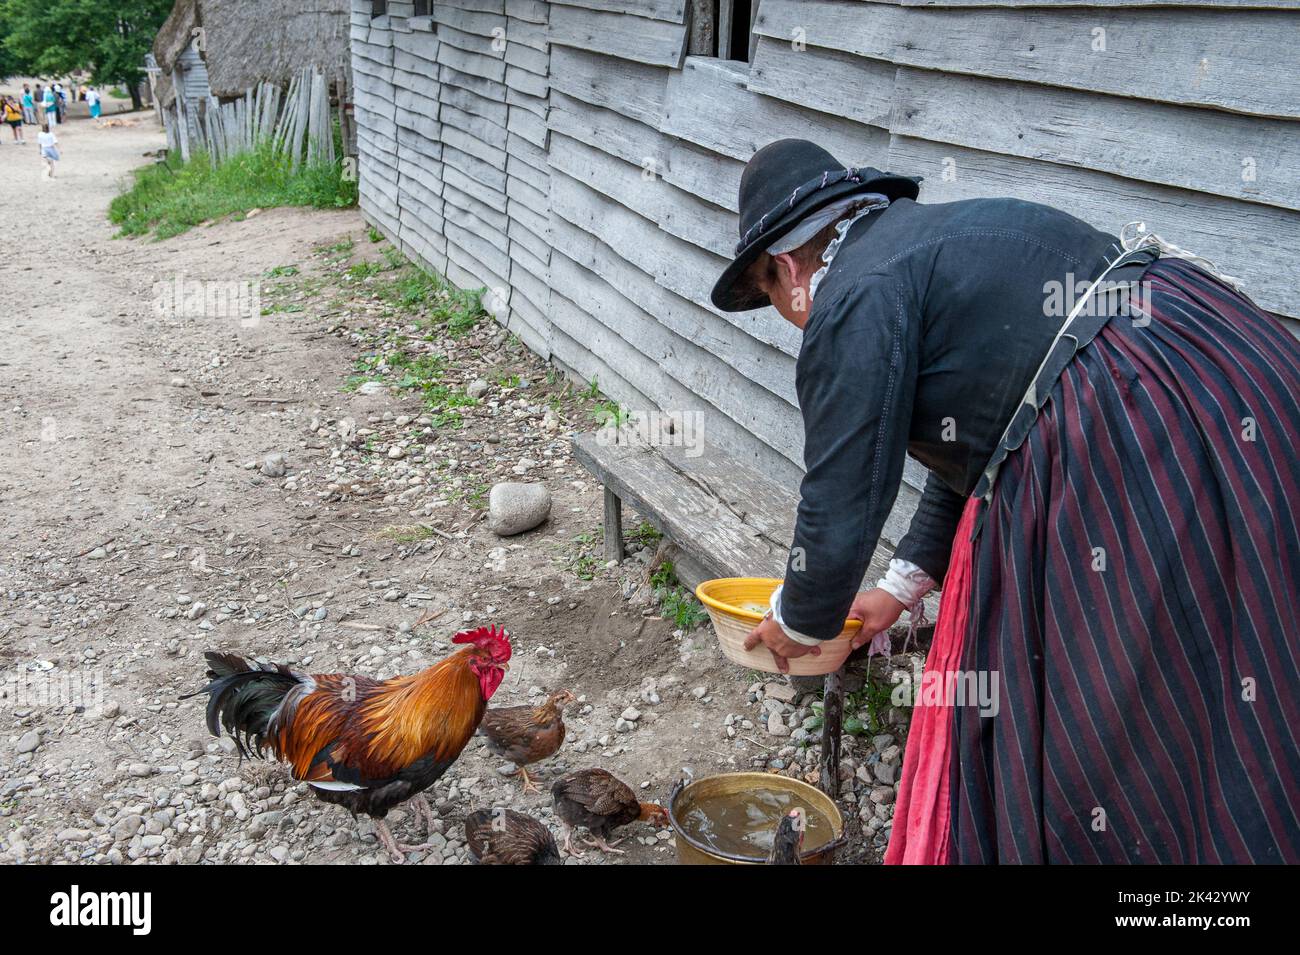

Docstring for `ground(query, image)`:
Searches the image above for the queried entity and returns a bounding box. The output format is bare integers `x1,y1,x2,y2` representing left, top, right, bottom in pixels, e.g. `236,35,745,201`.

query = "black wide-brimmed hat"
710,139,921,312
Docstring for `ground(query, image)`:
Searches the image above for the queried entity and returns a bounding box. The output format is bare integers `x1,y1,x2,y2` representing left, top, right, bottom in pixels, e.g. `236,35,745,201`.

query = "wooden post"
819,666,844,798
687,0,716,57
603,487,624,562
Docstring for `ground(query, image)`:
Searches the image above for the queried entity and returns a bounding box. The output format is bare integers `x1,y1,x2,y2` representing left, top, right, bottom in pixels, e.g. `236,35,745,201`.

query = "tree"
1,0,174,109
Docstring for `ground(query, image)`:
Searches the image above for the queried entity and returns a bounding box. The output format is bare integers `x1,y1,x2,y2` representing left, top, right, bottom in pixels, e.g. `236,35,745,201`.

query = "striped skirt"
891,258,1300,864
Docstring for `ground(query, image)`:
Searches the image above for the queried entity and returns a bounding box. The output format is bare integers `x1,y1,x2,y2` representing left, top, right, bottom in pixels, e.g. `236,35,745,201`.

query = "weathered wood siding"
352,0,1300,559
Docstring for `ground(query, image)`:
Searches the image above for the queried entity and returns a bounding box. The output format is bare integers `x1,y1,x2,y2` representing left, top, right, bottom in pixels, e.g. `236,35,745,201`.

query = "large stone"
488,482,551,536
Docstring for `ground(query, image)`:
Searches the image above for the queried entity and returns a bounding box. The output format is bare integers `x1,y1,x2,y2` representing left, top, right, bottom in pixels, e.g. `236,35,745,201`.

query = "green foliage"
108,145,358,239
650,560,708,630
2,0,171,95
369,260,483,337
627,521,662,549
367,225,384,243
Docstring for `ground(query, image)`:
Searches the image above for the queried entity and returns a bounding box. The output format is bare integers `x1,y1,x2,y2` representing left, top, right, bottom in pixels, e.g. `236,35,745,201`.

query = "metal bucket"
668,772,846,865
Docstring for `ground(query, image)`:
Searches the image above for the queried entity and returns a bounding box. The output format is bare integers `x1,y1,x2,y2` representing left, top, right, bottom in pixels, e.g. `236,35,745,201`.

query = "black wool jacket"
781,196,1118,640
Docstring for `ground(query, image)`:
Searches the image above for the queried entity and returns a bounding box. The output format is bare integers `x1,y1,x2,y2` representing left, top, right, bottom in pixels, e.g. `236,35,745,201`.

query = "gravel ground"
0,110,917,865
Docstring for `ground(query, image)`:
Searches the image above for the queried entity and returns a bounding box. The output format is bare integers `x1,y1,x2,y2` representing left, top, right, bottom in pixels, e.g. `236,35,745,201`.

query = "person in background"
42,85,57,127
86,86,101,121
37,122,59,178
21,85,37,125
2,97,25,144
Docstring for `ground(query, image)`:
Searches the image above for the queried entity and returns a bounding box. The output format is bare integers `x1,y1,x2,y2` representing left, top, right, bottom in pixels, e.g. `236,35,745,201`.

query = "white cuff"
768,584,823,646
876,559,936,607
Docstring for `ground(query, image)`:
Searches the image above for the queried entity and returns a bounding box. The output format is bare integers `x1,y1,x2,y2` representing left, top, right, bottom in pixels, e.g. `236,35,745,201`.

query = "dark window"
371,0,387,18
687,1,756,63
413,0,432,15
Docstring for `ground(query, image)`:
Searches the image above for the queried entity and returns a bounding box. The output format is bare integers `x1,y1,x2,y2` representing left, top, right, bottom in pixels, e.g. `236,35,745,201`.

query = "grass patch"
368,226,385,243
650,561,708,630
627,521,662,550
319,237,355,257
376,524,437,544
109,144,358,240
370,258,485,337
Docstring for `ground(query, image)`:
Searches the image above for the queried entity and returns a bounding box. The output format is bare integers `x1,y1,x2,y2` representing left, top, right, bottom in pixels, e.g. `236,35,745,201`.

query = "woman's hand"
743,615,821,674
847,589,907,650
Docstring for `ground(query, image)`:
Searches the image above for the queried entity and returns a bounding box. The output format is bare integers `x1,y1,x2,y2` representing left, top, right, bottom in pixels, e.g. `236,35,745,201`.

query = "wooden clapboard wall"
352,0,1300,559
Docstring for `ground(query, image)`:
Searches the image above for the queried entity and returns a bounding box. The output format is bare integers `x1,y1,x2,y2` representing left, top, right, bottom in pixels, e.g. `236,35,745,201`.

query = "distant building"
152,0,353,159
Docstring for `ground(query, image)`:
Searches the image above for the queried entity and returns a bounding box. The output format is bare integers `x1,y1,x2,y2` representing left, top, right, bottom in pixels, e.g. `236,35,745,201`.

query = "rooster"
478,688,575,793
551,767,670,856
184,625,511,863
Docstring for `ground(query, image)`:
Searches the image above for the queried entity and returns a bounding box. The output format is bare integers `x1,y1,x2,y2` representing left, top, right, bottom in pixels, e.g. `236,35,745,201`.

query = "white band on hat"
766,193,890,255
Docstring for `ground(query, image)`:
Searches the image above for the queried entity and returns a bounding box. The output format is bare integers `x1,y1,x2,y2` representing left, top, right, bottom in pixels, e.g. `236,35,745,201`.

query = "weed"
109,144,357,240
377,524,436,544
650,561,708,630
627,521,662,550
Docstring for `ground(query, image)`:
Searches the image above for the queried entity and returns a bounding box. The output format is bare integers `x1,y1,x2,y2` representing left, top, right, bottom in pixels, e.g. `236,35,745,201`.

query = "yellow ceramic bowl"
694,577,860,676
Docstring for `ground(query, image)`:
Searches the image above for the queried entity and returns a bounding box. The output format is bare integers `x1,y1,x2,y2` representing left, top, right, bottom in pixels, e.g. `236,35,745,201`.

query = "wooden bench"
573,430,898,797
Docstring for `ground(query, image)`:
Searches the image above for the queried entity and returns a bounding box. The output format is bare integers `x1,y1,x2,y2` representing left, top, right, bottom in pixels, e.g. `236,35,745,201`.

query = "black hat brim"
710,172,920,313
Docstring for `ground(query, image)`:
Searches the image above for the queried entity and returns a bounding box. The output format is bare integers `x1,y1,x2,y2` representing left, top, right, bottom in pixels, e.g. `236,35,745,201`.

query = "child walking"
38,123,59,178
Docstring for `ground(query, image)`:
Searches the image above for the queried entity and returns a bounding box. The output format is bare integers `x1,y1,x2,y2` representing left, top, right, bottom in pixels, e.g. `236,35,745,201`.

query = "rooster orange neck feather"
277,646,488,784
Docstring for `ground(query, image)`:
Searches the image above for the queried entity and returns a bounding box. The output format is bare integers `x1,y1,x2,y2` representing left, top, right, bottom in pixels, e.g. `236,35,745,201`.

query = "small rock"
466,378,489,399
487,482,551,536
15,731,40,754
261,453,287,478
763,682,798,703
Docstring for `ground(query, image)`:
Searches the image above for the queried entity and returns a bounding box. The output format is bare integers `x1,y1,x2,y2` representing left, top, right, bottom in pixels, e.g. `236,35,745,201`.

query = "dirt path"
0,113,899,865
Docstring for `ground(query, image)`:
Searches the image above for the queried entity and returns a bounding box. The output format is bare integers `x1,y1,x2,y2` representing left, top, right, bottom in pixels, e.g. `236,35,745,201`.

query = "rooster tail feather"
184,651,306,759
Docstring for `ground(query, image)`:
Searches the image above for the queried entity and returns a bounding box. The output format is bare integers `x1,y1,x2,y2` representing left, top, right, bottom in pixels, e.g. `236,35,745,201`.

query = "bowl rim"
667,772,848,864
694,576,863,631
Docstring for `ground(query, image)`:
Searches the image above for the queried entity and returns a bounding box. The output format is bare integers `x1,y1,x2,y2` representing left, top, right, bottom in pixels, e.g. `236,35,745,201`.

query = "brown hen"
478,689,575,793
464,808,562,865
551,767,669,856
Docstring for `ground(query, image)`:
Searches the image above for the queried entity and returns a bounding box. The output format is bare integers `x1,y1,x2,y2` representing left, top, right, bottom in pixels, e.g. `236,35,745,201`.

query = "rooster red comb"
453,625,512,662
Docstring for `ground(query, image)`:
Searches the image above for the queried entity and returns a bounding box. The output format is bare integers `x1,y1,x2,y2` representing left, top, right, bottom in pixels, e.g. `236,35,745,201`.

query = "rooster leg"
560,823,585,858
582,834,627,855
412,793,438,839
373,820,407,865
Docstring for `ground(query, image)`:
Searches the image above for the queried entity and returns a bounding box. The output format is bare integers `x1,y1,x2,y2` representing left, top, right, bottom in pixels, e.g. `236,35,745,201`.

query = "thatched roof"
153,0,202,74
153,0,350,102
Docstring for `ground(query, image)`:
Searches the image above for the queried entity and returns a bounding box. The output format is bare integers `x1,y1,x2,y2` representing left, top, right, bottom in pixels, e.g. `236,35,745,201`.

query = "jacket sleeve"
893,470,966,584
780,277,920,640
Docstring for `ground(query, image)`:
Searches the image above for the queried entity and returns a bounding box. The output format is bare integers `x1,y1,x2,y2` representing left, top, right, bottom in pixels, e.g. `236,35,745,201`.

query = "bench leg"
819,667,844,798
603,487,624,562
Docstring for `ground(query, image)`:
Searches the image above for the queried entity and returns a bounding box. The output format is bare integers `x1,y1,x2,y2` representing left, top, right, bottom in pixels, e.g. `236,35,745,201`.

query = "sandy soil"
0,111,904,865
